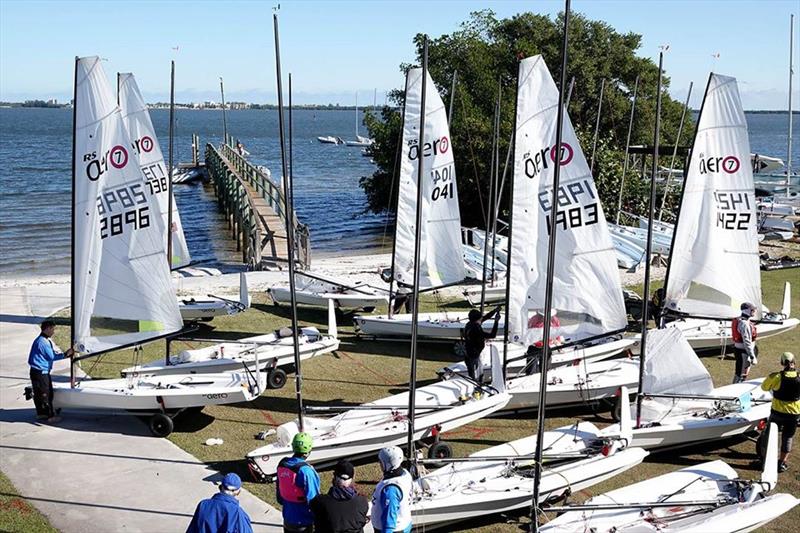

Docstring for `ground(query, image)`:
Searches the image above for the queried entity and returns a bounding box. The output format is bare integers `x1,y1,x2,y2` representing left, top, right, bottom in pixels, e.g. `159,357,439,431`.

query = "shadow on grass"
172,410,216,433
644,435,757,469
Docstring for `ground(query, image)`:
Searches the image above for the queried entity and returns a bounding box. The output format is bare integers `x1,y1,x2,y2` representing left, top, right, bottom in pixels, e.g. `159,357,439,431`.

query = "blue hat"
222,473,242,491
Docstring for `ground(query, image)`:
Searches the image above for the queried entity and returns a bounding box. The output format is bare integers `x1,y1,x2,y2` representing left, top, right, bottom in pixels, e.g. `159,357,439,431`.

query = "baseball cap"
333,460,355,481
222,473,242,491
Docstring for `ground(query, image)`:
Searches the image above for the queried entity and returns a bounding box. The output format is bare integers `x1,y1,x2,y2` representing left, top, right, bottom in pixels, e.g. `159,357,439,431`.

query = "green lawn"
0,470,56,533
47,269,799,532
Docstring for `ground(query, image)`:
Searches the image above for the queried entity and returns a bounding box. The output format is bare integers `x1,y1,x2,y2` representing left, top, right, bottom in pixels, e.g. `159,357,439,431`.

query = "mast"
273,14,304,430
589,78,605,173
448,70,458,121
658,81,693,221
167,60,175,267
355,92,359,137
480,81,500,312
489,83,502,288
406,36,429,461
635,51,664,428
219,77,228,145
788,13,795,193
532,1,570,529
70,56,79,389
615,76,639,225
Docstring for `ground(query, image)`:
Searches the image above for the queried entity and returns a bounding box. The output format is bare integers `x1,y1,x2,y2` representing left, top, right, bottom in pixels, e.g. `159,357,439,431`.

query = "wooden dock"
205,142,310,270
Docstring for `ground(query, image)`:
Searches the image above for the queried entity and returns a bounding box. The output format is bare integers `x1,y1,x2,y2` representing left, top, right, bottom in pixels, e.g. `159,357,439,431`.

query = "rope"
459,88,487,226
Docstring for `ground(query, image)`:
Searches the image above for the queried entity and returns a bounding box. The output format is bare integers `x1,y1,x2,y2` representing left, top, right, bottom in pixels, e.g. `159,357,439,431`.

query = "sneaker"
778,461,788,473
46,416,62,423
35,414,48,421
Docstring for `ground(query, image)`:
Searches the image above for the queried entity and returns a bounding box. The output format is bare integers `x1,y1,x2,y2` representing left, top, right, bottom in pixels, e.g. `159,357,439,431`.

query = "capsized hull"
178,300,243,320
354,312,506,340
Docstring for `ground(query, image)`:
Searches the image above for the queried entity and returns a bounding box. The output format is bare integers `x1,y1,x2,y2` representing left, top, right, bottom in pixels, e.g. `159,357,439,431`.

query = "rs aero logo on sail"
699,154,740,175
524,142,574,179
408,136,449,160
83,145,130,181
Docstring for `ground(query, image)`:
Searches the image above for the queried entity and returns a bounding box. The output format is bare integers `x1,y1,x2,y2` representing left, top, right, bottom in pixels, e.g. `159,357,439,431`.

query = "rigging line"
458,87,487,226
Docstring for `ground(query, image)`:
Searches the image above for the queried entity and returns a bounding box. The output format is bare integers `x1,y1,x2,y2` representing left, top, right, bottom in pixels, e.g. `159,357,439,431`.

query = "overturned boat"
268,271,388,312
178,272,251,321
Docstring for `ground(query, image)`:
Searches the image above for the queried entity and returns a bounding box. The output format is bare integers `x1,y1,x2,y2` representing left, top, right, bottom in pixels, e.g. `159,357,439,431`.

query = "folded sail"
508,56,627,345
393,68,465,289
118,73,191,269
73,57,183,354
664,74,761,319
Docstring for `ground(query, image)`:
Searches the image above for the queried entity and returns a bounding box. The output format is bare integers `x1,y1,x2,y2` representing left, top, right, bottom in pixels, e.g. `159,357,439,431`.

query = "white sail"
118,73,191,268
393,68,465,288
664,74,761,319
642,327,713,396
508,56,627,345
73,57,183,354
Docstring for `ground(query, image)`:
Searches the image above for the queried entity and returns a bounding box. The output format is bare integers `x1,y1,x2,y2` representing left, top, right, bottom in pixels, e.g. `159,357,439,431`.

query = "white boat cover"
118,73,191,268
508,55,626,345
393,68,465,289
664,74,762,319
73,57,183,354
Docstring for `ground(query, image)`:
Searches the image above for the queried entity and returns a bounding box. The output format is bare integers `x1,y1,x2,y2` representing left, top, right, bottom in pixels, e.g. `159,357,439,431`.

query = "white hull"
120,329,339,377
269,272,388,311
462,284,506,306
54,372,260,411
246,377,510,478
609,223,672,255
354,311,506,340
178,299,245,320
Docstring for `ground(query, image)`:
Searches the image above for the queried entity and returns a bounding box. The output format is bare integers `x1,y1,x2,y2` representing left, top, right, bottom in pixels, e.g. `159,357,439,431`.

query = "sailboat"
541,422,798,532
345,93,374,147
117,72,250,322
49,57,264,437
443,55,637,399
656,72,798,348
354,68,500,340
268,271,389,312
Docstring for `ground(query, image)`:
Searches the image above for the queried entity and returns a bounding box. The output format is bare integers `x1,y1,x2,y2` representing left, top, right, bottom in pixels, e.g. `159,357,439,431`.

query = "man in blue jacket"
371,447,413,533
187,473,253,533
28,320,73,422
276,432,321,532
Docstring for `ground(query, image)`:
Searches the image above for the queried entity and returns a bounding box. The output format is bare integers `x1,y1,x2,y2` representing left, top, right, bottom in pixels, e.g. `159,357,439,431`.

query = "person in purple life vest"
276,432,321,532
187,473,253,533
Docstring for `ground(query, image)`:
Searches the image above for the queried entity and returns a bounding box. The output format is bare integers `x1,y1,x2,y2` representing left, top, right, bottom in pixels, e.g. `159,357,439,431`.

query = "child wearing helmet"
276,432,321,532
761,352,800,473
371,446,413,533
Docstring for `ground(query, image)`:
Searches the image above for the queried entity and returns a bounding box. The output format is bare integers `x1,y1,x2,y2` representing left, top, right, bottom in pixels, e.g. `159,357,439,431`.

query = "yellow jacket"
761,370,800,415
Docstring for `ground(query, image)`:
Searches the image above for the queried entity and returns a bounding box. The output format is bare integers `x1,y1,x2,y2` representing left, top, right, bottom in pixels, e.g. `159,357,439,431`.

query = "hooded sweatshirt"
310,485,369,533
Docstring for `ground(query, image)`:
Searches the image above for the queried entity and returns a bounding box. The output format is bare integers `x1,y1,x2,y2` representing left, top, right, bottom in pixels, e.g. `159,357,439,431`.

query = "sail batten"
73,56,183,354
392,68,465,289
664,73,761,319
508,56,627,346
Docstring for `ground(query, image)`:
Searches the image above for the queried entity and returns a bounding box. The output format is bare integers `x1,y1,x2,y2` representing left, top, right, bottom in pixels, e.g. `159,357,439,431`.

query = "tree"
360,9,695,226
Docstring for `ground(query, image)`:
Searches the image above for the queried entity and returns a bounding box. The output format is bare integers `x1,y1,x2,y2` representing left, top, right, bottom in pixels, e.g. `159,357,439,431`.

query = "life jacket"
731,317,757,344
773,371,800,403
277,458,309,504
371,470,413,531
528,315,563,348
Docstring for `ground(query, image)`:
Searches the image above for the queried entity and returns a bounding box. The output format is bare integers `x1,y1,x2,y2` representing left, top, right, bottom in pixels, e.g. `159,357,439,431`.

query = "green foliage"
361,9,695,227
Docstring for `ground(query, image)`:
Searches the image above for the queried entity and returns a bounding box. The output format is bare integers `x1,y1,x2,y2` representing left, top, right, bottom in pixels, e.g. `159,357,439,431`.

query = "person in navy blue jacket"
187,473,253,533
28,320,72,421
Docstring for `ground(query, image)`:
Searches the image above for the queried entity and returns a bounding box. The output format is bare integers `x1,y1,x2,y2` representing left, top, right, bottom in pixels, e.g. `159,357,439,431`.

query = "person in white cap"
732,302,758,383
761,352,799,473
187,472,253,533
371,446,412,533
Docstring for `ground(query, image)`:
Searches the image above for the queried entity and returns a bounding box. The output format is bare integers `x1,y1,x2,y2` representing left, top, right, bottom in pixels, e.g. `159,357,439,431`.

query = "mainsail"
73,57,183,354
392,68,465,288
508,56,627,345
118,73,191,268
664,74,761,319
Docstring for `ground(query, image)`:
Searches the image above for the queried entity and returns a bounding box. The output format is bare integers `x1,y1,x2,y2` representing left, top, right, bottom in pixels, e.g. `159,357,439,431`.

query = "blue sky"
0,0,797,109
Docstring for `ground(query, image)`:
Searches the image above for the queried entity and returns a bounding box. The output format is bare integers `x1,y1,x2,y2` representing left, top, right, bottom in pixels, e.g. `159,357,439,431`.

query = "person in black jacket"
462,307,501,392
310,460,369,533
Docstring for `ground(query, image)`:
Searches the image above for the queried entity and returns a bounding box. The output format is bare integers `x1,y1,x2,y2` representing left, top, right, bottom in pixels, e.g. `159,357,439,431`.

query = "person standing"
732,302,758,383
28,320,73,422
462,307,501,389
310,460,369,533
187,473,253,533
761,352,800,473
277,432,321,532
371,446,413,533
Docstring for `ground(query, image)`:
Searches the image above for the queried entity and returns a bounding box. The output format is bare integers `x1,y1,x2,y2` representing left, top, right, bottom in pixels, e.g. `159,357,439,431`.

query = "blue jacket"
276,455,320,526
379,485,411,533
28,335,65,373
187,492,253,533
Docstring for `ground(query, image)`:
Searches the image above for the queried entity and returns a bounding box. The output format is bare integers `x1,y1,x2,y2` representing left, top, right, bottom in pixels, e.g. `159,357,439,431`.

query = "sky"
0,0,798,110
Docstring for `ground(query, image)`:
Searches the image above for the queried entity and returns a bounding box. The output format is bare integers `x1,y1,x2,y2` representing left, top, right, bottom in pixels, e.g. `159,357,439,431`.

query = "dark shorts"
769,409,799,453
733,346,752,378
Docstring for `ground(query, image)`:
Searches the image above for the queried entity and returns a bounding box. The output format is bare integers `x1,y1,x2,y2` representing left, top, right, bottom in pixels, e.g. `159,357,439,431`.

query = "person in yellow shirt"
761,352,800,473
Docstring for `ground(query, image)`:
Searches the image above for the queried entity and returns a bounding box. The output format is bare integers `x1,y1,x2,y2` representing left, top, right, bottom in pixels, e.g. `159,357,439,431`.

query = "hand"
65,348,75,357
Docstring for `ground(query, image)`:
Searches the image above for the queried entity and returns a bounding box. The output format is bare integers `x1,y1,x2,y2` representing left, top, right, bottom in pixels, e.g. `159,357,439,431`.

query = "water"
0,108,796,277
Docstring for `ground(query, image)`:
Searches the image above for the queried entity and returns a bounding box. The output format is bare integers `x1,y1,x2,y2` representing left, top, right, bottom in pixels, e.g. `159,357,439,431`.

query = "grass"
50,269,800,532
0,470,57,533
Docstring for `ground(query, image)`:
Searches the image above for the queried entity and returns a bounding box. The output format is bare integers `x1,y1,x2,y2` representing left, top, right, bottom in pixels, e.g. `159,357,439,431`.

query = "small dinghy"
247,344,510,481
355,311,505,340
317,135,343,144
171,167,205,184
178,272,251,322
541,423,798,533
268,271,388,312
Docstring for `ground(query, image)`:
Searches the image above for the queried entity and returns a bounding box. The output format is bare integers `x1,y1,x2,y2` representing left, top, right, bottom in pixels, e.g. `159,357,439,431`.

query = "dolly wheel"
150,413,174,437
610,396,623,423
267,368,288,389
427,441,453,468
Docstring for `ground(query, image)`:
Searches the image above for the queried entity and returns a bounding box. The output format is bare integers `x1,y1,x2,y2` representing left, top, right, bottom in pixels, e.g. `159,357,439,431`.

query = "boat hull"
269,287,388,311
354,312,506,340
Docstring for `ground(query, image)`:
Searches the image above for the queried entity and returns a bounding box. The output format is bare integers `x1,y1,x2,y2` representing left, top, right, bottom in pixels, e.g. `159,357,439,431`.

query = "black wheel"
150,413,174,437
201,317,214,322
610,395,623,423
427,442,453,468
453,341,466,358
267,368,288,389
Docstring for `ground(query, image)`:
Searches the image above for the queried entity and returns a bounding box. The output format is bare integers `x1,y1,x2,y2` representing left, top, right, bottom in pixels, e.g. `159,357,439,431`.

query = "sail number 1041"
430,164,455,202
